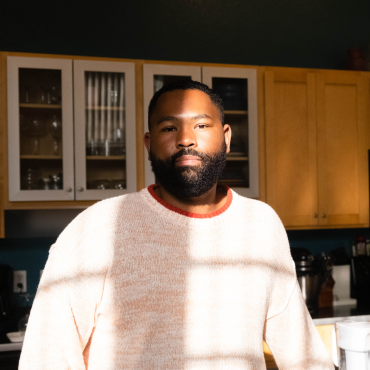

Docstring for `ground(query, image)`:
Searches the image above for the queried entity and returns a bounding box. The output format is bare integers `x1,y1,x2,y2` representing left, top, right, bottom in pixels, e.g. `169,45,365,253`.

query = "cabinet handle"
322,214,327,219
314,213,318,218
78,187,84,192
66,187,72,193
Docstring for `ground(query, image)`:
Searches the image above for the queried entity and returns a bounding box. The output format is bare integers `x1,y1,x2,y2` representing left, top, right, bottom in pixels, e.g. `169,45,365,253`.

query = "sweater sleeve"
263,281,334,370
19,245,103,370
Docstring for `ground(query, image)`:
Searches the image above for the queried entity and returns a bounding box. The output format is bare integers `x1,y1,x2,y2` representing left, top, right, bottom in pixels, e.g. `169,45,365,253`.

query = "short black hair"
148,79,224,131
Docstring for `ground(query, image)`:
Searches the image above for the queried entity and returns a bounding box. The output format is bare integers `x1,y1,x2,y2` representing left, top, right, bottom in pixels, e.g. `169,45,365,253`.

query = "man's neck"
153,183,228,215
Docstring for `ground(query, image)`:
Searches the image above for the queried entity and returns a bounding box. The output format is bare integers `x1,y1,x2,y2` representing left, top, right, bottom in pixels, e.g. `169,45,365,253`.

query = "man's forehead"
154,89,215,113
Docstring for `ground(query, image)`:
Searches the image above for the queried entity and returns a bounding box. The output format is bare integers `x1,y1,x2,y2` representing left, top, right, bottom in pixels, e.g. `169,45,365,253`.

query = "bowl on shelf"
6,332,24,343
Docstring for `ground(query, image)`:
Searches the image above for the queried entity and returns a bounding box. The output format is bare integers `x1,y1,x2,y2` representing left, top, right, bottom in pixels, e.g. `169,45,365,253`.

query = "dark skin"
144,89,232,214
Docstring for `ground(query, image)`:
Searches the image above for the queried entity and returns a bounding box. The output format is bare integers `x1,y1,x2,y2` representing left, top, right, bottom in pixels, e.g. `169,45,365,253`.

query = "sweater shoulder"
233,193,283,225
53,192,143,264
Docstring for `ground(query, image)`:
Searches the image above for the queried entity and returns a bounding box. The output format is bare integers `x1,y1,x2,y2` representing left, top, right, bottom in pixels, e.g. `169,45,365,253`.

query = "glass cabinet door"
7,57,74,201
143,64,201,187
202,67,259,198
73,60,136,200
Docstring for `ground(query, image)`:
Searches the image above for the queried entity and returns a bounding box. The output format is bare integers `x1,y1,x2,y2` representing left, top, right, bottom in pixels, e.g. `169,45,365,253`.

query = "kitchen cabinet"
6,56,136,202
143,63,259,198
73,60,136,200
316,72,369,227
265,67,369,229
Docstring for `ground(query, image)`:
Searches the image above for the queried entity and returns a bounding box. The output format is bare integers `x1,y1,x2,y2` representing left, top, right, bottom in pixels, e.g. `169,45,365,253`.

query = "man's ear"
223,124,232,154
144,132,151,160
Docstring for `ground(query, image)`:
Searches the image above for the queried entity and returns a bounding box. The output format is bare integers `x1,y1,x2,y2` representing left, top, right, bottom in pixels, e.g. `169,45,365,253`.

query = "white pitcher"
332,321,370,370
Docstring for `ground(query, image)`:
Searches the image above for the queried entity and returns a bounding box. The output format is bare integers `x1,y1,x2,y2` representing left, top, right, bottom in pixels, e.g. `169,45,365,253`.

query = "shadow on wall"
5,209,84,238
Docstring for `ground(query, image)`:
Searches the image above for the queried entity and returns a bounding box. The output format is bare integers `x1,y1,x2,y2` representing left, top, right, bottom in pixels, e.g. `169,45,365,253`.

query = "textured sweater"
19,185,334,370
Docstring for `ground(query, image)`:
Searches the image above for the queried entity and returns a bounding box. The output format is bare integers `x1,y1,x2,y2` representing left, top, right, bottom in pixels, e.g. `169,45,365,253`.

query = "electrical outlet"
13,271,27,293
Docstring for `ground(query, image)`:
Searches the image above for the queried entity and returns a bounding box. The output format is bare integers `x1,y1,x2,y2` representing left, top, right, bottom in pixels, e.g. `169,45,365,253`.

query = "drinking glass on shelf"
88,179,111,190
27,118,47,155
49,115,62,155
21,166,40,190
47,85,60,105
111,179,126,189
38,85,47,104
50,173,62,190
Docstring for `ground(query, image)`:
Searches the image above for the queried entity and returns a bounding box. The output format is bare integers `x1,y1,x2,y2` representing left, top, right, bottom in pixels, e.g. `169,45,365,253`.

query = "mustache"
170,148,210,163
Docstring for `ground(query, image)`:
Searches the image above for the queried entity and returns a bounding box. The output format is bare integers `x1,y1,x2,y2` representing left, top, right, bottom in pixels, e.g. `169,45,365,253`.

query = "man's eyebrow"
191,114,212,120
157,116,179,125
157,114,213,125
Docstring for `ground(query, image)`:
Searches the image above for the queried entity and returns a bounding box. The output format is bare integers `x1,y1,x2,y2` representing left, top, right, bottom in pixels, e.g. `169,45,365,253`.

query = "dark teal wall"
1,0,370,302
1,0,370,69
0,238,55,306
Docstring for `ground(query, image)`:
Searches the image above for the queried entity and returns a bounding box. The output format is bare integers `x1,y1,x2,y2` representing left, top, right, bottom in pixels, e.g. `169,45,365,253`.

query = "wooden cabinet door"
316,72,369,227
265,69,318,227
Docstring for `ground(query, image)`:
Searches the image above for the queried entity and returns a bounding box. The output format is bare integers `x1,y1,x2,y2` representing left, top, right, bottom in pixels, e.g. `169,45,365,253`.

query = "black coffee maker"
0,265,13,334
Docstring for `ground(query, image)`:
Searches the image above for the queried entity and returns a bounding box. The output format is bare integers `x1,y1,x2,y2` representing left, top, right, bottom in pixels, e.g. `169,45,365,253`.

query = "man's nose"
176,127,197,149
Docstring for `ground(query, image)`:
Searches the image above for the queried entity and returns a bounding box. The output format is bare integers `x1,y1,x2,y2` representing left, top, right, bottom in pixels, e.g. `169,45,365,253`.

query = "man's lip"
175,155,201,165
175,155,200,162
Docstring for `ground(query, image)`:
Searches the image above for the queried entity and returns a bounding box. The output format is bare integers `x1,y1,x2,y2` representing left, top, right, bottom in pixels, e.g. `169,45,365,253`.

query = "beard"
150,142,227,200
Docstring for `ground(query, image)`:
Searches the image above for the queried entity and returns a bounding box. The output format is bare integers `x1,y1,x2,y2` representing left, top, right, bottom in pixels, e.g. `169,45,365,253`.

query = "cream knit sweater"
19,185,334,370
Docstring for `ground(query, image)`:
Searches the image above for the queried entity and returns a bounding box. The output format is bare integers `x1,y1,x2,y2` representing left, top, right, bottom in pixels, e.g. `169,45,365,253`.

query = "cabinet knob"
78,187,84,192
322,213,327,219
66,187,72,192
314,213,318,218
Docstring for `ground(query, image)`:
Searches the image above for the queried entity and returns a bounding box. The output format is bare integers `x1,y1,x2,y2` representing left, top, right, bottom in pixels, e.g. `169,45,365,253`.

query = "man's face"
144,89,231,200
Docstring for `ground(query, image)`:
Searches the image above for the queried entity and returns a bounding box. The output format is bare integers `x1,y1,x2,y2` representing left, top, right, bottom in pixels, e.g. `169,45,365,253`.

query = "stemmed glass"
49,115,62,155
27,117,47,155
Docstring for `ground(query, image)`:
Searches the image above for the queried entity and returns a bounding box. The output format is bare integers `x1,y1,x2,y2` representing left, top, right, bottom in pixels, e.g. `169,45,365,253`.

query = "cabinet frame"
73,60,137,200
7,56,75,201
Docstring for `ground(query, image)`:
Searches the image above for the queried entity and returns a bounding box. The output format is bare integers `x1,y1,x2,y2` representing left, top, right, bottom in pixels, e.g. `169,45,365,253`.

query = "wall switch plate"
13,271,27,293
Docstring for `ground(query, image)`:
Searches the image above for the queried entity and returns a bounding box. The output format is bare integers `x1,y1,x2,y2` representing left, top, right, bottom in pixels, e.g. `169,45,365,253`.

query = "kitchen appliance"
333,321,370,369
350,256,370,308
0,265,14,341
0,265,13,322
291,248,333,313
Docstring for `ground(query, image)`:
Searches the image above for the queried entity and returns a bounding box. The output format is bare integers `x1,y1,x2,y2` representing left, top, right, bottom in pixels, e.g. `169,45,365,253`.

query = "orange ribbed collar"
147,184,233,219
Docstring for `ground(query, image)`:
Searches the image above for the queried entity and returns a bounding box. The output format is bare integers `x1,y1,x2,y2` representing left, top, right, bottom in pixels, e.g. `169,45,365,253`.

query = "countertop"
0,342,22,352
312,304,370,325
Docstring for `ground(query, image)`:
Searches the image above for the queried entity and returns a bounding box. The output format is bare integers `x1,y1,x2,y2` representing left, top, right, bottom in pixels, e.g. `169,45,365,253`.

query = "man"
20,80,333,369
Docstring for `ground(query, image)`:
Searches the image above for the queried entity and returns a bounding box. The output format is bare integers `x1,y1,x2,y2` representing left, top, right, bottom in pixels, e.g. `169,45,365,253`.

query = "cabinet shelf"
226,156,249,161
20,155,63,160
218,179,249,187
224,110,248,115
86,155,126,160
85,106,125,111
19,103,62,109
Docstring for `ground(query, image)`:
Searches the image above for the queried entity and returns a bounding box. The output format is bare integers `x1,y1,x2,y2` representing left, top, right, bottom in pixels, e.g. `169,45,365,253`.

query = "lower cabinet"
0,350,21,370
265,67,370,229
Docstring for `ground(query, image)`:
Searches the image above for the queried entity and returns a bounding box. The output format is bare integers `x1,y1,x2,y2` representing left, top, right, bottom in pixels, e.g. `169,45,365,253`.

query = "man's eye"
162,127,176,132
197,124,207,129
